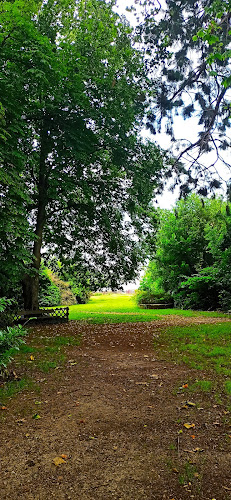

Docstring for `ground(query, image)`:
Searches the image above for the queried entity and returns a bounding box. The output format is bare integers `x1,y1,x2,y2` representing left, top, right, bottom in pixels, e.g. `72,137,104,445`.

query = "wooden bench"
140,303,173,309
15,307,69,324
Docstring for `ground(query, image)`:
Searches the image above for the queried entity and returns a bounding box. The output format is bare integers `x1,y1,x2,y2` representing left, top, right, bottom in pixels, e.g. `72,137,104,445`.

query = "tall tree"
136,0,231,192
0,0,165,308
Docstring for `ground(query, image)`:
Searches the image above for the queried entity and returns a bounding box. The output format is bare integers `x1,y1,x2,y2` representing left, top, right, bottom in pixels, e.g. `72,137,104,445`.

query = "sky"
114,0,231,211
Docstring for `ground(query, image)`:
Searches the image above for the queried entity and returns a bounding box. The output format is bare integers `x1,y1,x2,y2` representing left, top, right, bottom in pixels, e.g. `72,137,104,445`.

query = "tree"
136,0,231,191
0,0,165,308
142,194,231,310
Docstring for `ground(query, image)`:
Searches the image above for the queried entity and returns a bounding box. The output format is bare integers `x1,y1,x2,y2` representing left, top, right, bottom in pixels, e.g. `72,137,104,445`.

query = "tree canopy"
140,194,231,310
136,0,231,192
0,0,165,306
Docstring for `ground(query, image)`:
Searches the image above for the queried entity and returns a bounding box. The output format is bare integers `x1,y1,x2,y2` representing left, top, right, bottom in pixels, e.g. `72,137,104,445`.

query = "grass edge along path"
153,322,231,398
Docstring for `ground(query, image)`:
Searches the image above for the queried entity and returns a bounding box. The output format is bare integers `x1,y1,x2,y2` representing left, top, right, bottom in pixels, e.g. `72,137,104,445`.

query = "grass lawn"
153,322,231,396
68,293,228,323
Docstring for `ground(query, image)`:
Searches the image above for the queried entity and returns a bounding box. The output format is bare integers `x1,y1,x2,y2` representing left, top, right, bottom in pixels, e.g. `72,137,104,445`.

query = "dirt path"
0,317,231,500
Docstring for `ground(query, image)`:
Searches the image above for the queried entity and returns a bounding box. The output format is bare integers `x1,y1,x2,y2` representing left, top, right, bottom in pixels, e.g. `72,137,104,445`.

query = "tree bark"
23,119,49,310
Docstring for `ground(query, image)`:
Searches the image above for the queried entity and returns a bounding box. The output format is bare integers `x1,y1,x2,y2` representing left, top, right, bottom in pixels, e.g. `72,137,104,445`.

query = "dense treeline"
138,195,231,310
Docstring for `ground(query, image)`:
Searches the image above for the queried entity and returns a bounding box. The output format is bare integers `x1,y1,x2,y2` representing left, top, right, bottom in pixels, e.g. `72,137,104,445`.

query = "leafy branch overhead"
136,0,231,189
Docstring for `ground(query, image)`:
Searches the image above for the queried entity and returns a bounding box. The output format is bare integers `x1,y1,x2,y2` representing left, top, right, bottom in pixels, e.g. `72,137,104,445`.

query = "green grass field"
68,293,228,323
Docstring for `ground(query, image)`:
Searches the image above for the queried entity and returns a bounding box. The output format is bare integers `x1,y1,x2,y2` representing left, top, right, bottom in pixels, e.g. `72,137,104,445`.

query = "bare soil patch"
0,316,230,500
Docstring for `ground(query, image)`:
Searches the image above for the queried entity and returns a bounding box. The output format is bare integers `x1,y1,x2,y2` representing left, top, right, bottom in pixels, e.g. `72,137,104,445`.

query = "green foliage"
143,194,231,310
0,324,27,374
0,0,165,307
135,290,173,306
137,0,231,181
39,263,61,307
68,280,91,304
137,260,173,305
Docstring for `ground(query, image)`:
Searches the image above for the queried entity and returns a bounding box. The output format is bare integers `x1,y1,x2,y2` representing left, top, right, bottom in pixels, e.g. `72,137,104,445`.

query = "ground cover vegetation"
0,0,167,310
138,194,231,310
153,322,231,396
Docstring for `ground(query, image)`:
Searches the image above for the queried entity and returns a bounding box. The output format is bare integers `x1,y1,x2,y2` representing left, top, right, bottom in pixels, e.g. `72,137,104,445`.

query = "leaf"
182,384,188,389
30,355,35,360
61,454,68,459
32,413,41,419
185,401,196,407
0,406,7,410
53,456,66,466
184,423,195,429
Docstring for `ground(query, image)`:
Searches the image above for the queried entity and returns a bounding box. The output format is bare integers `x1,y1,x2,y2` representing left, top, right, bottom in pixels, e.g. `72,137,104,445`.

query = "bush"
173,271,220,310
0,324,27,373
39,264,61,307
69,280,91,304
0,297,17,328
135,289,173,306
0,298,28,377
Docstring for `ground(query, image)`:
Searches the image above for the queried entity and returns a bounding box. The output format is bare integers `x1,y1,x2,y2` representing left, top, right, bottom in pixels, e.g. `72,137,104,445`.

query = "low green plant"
179,461,198,486
0,377,38,403
0,324,27,376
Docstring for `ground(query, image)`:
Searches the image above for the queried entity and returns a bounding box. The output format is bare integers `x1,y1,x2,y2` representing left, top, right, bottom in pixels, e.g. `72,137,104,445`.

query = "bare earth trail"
0,316,231,500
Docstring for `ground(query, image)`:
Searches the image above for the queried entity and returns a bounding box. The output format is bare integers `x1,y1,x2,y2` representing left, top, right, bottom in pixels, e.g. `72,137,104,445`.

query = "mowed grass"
68,293,228,323
153,322,231,394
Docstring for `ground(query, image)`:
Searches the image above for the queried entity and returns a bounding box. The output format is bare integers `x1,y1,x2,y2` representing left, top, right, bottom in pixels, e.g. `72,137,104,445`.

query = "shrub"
69,280,91,304
0,324,27,373
39,264,61,307
135,289,173,306
0,299,28,377
174,271,220,310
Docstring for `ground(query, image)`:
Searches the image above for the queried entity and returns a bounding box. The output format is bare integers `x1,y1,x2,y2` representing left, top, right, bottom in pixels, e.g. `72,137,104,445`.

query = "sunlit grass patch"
68,293,228,323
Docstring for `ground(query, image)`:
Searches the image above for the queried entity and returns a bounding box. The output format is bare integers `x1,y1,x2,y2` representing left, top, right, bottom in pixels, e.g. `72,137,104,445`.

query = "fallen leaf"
185,401,196,407
61,454,68,459
193,447,204,453
136,382,149,386
35,401,41,405
184,423,195,429
70,362,77,366
182,384,188,389
150,374,159,379
1,406,7,410
53,456,66,466
191,435,196,439
32,413,41,420
172,468,179,473
30,355,35,361
25,433,30,438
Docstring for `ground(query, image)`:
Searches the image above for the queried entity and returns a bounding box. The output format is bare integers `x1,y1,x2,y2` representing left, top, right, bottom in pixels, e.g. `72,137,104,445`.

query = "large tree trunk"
23,120,49,310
